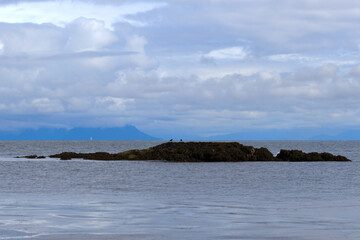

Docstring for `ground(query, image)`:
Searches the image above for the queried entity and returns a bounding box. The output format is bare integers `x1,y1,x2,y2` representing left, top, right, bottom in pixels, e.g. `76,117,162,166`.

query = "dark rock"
254,147,275,161
16,155,46,159
41,142,351,162
276,149,351,162
49,152,113,160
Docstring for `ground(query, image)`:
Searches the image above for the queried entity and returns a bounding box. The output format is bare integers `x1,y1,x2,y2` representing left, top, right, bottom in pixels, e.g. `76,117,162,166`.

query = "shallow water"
0,141,359,239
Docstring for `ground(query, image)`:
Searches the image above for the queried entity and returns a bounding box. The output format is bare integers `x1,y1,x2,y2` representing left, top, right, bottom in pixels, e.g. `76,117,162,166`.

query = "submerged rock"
36,142,351,162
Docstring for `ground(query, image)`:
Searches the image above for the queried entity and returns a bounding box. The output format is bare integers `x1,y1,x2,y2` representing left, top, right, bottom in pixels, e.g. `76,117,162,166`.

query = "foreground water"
0,141,359,240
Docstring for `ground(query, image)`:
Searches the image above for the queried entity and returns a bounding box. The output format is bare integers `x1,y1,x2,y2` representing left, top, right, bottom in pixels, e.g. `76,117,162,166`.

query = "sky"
0,0,360,138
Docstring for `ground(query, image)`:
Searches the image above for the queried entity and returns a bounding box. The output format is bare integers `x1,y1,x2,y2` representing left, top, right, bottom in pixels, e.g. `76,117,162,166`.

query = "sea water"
0,141,359,240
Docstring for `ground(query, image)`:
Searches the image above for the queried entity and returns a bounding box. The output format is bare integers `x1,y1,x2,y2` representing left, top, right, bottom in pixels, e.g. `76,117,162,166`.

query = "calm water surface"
0,141,359,240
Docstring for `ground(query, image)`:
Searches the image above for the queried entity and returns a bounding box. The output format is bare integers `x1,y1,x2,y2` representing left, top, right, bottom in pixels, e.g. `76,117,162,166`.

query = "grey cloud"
96,64,360,135
0,16,155,120
1,63,360,136
131,0,360,56
1,0,360,137
0,51,137,65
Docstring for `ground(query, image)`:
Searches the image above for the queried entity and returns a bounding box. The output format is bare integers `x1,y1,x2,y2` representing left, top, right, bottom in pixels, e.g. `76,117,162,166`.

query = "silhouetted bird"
169,139,173,142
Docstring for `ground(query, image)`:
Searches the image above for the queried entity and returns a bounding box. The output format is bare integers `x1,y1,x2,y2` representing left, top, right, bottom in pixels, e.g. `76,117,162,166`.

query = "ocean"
0,140,359,240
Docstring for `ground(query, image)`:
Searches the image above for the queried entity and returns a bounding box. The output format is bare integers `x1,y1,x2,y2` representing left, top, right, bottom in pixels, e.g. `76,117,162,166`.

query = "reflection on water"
0,141,359,239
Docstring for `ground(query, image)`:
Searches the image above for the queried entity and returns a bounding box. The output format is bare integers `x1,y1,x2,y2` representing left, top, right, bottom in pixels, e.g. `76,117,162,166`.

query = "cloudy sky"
0,0,360,138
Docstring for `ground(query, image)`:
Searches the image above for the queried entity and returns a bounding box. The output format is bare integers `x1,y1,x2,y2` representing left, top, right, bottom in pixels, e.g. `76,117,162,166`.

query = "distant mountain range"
308,129,360,140
0,125,359,141
206,128,360,141
0,125,160,140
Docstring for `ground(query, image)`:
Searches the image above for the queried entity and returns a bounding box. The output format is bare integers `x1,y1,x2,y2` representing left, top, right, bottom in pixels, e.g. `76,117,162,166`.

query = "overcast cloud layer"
0,0,360,138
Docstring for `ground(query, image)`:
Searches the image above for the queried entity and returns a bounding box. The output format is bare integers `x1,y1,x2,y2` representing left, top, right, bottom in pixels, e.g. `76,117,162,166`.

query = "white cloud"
0,16,153,71
1,98,65,114
0,40,3,55
95,97,134,112
0,1,167,30
268,53,319,63
204,46,249,60
0,18,121,58
64,18,118,52
31,98,64,113
0,23,63,56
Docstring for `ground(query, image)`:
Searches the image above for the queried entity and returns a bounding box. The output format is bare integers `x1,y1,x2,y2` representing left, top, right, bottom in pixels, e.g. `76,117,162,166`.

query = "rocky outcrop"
46,142,274,161
15,155,45,159
275,149,350,162
17,142,350,162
